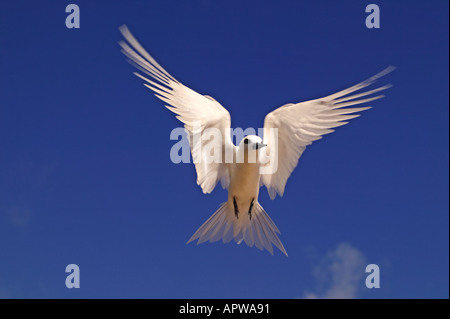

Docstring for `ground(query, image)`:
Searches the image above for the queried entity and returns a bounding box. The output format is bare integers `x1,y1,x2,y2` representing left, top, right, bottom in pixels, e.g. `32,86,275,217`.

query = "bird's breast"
228,162,260,203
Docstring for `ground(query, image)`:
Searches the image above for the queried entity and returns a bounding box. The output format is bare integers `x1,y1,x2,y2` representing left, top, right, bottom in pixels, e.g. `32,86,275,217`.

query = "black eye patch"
244,138,249,144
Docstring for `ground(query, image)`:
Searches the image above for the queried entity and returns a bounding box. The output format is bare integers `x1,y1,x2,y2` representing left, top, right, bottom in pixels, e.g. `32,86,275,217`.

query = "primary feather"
119,25,234,194
261,67,395,199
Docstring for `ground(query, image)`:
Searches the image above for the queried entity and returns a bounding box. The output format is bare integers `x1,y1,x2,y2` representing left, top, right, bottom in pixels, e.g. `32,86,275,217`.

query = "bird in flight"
119,25,394,256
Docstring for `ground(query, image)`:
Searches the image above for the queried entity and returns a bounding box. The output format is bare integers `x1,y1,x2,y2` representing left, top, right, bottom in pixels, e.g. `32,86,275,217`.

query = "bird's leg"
233,196,239,219
248,198,254,220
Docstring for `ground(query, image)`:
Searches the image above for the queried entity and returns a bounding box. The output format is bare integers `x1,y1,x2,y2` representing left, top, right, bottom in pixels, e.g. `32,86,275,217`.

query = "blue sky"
0,0,448,298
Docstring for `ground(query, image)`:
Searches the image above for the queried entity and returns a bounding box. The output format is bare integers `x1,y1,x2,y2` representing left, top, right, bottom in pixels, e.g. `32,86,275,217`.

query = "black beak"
256,142,267,150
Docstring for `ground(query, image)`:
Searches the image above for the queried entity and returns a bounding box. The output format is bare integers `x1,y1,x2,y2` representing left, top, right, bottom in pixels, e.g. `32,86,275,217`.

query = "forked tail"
187,201,287,256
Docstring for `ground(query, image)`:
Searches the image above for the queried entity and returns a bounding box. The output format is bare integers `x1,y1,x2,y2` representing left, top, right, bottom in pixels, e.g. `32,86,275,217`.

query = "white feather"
261,67,395,199
119,25,235,193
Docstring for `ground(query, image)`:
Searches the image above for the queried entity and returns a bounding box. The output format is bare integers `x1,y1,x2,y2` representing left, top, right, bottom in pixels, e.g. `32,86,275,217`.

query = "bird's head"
239,135,267,152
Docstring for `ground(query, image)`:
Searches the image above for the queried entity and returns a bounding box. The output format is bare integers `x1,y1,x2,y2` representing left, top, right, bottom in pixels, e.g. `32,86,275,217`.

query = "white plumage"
119,25,394,256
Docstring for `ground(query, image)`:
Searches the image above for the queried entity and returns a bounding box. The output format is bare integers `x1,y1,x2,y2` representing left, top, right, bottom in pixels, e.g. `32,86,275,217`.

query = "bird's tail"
187,201,287,256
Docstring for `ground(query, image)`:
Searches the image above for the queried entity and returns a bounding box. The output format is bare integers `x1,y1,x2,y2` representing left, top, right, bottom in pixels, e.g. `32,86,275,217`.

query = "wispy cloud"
304,243,367,299
5,206,32,227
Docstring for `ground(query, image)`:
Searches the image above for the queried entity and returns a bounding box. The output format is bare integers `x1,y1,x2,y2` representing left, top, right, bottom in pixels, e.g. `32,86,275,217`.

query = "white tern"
119,25,394,256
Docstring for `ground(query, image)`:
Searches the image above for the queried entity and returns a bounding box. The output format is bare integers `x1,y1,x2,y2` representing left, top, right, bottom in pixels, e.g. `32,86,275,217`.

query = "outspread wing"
261,66,395,199
119,25,234,193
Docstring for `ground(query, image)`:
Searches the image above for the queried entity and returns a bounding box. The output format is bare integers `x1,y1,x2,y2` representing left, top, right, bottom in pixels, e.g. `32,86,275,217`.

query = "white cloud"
304,243,367,299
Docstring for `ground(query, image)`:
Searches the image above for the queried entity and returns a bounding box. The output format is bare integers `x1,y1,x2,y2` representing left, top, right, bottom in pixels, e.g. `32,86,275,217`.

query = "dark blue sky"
0,0,448,298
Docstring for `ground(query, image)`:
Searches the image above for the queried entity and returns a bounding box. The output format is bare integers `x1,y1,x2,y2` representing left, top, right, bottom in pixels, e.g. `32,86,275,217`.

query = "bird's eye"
244,138,249,144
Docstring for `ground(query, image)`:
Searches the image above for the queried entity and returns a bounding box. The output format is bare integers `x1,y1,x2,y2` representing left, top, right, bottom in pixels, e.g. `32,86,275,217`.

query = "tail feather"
187,201,288,256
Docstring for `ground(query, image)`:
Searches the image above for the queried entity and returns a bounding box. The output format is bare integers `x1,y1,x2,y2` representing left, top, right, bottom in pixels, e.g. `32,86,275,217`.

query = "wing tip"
385,65,397,74
371,65,396,80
